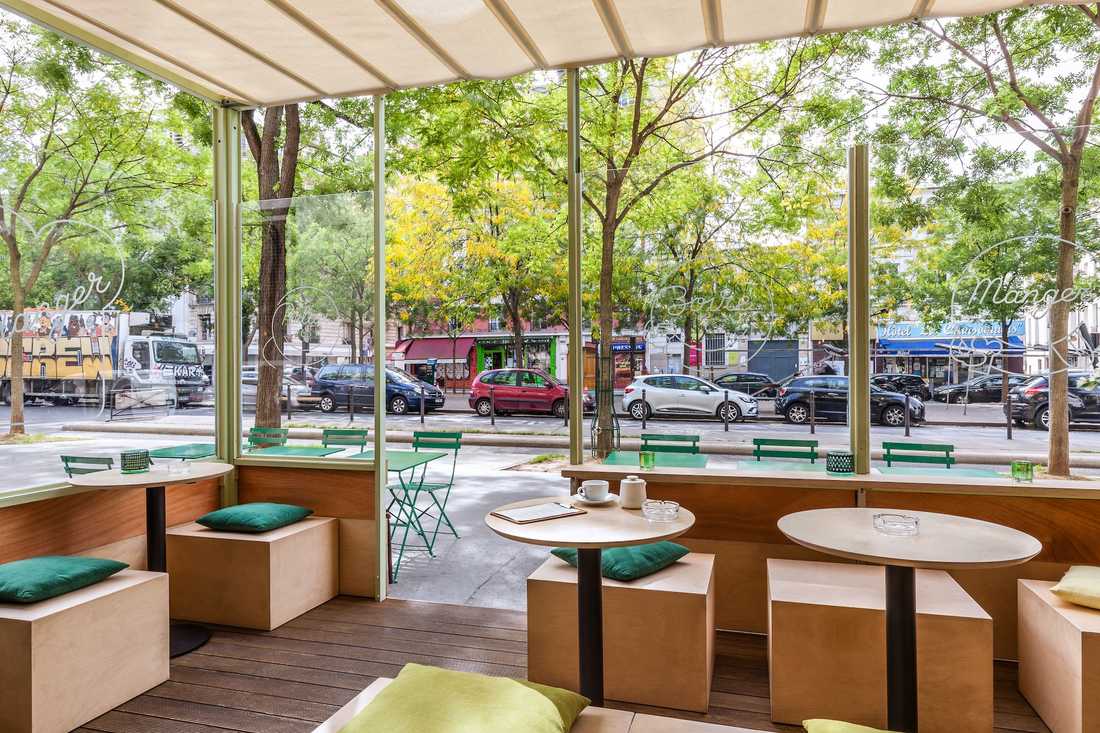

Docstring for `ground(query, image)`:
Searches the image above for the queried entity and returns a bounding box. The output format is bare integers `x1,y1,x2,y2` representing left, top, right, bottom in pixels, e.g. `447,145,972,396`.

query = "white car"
622,374,758,421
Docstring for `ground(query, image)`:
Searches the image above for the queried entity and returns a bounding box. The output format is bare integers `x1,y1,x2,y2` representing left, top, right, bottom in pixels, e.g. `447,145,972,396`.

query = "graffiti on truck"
0,310,120,381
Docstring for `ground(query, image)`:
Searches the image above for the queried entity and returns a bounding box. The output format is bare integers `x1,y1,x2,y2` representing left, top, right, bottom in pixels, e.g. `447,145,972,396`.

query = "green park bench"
882,441,956,468
640,433,701,454
245,426,289,451
752,438,819,463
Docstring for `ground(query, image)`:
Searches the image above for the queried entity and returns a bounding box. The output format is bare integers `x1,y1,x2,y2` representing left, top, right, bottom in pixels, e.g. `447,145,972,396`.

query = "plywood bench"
0,569,168,733
1018,579,1100,733
528,552,715,712
167,516,338,630
767,558,992,733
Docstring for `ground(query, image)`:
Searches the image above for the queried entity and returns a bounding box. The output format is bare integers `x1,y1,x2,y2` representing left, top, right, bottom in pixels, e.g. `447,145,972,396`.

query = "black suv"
870,373,931,400
1005,372,1095,430
713,371,780,398
774,375,925,426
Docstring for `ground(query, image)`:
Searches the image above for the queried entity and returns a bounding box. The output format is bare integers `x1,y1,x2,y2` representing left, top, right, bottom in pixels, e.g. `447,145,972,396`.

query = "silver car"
622,374,758,421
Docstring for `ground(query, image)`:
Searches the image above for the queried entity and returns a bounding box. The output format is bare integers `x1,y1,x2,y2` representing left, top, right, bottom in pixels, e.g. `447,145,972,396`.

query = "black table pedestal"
576,547,604,706
885,565,917,732
146,486,211,658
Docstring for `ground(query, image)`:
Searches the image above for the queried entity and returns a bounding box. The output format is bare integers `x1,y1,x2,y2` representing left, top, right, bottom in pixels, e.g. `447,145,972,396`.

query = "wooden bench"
767,559,992,733
882,441,955,468
312,677,765,732
1018,579,1100,733
752,438,819,463
0,569,168,733
167,517,338,630
528,553,715,712
640,433,700,454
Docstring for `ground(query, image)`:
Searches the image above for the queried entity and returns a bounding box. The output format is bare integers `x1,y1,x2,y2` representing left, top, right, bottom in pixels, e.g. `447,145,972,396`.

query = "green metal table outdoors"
247,445,344,457
602,450,709,469
149,443,216,460
351,449,448,581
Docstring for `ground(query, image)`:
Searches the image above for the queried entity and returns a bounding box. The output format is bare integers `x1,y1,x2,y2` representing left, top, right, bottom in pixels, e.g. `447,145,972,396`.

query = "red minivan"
468,368,592,417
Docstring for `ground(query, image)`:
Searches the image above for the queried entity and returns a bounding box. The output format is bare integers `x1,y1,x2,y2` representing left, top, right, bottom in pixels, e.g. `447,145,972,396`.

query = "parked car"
712,371,780,398
241,374,312,410
621,374,758,421
468,368,592,417
932,374,1028,403
312,364,445,414
870,373,931,400
774,375,924,426
1005,372,1097,429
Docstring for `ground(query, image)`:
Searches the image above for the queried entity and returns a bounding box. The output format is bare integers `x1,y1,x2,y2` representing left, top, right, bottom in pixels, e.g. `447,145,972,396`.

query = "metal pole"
490,385,496,426
848,144,871,474
419,385,425,425
566,68,584,466
886,565,918,732
576,547,605,706
904,393,910,437
286,383,292,422
1006,392,1013,440
810,389,816,435
641,388,647,431
349,388,354,423
373,94,388,600
723,389,729,432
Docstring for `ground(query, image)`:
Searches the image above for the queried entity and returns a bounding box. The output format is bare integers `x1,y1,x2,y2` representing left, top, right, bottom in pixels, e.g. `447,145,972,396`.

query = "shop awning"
396,336,475,364
876,336,1025,357
0,0,1071,107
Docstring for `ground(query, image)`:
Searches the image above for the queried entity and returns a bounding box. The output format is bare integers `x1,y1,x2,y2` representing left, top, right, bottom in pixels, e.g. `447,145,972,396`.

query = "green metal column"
373,95,389,599
212,105,242,504
848,144,871,474
567,68,584,465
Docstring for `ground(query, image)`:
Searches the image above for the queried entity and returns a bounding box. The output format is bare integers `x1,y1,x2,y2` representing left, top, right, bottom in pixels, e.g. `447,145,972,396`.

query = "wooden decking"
80,596,1048,733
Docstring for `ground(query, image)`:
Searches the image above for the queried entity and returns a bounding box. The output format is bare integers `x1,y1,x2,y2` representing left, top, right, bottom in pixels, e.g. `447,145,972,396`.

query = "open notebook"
490,502,586,524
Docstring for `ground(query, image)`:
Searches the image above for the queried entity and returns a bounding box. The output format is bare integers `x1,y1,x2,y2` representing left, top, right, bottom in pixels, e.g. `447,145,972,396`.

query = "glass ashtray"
642,499,680,522
873,513,919,536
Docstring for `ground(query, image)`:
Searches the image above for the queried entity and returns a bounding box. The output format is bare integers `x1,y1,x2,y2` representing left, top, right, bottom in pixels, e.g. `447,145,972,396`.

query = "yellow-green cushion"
197,502,312,533
339,663,589,733
0,556,128,603
804,720,895,733
1051,565,1100,610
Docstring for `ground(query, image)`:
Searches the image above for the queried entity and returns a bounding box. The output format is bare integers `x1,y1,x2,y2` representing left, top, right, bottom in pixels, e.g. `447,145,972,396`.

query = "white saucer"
574,493,619,506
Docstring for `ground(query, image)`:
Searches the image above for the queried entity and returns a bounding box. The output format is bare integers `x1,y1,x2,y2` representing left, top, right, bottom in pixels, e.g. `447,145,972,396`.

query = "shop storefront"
475,335,558,377
875,320,1025,386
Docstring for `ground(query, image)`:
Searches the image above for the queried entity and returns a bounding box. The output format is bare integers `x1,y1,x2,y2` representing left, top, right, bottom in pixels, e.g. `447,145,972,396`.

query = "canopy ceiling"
0,0,1071,107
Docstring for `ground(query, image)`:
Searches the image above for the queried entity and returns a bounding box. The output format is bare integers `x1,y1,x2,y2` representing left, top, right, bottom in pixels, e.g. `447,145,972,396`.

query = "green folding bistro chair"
387,432,463,567
245,426,289,451
60,455,114,477
322,428,370,453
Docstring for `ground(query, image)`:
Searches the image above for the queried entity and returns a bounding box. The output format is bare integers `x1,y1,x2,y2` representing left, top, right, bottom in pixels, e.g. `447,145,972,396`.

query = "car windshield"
387,369,419,385
153,340,201,364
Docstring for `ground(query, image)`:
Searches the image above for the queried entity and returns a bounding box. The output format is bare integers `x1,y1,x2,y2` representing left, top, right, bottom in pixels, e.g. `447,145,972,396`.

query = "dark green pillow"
197,502,313,533
0,556,128,603
551,541,690,581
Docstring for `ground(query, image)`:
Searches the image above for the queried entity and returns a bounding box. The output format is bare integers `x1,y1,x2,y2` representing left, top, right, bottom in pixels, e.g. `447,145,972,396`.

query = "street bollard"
904,393,910,437
419,385,425,425
1006,392,1013,440
286,383,293,422
348,389,354,423
809,390,816,434
563,394,569,426
723,389,729,432
490,385,496,426
641,388,647,430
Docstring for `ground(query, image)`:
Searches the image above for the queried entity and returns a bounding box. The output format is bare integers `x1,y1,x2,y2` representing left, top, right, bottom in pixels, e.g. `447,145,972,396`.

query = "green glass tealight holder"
1011,460,1034,483
639,451,656,471
120,449,150,474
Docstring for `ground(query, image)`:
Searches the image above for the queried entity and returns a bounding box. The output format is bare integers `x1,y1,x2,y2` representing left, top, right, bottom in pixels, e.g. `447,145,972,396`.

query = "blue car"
311,364,445,414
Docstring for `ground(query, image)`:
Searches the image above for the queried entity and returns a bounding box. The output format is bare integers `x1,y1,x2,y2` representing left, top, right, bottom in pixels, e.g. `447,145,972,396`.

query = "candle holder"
1011,460,1034,482
826,450,854,474
639,451,656,471
120,449,150,474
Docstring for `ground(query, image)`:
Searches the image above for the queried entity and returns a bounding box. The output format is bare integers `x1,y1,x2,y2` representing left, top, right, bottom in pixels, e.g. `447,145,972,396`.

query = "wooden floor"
81,596,1049,733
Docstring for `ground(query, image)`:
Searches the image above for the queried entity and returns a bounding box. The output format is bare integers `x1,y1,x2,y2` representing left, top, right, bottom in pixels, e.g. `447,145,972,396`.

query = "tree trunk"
255,217,288,428
1000,318,1011,405
596,216,617,456
6,291,25,435
1048,163,1079,476
506,293,525,368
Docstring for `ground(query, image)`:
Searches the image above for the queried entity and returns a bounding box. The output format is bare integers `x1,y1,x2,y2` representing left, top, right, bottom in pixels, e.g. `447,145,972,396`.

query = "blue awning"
876,336,1025,357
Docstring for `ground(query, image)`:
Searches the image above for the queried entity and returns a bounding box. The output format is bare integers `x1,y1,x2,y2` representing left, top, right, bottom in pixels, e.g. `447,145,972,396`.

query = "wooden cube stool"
167,516,338,630
527,552,715,712
1018,579,1100,733
767,558,992,733
0,570,169,733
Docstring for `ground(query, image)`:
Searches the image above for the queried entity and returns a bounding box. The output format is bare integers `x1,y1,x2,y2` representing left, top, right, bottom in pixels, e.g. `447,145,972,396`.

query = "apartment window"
704,333,726,367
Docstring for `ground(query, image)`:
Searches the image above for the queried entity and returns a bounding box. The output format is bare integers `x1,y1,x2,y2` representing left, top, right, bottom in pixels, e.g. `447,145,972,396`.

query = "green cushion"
0,556,128,603
551,541,690,581
197,502,313,533
339,663,588,733
803,720,895,733
1051,565,1100,610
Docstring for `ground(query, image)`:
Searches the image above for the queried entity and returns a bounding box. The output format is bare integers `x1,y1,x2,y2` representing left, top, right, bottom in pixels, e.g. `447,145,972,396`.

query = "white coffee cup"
579,479,609,502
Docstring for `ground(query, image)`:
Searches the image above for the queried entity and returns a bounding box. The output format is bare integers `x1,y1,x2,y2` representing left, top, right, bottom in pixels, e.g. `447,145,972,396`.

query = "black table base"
146,486,210,658
885,565,917,732
576,547,604,706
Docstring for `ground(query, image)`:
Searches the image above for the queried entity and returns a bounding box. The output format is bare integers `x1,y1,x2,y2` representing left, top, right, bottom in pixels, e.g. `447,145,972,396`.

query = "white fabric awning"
0,0,1070,107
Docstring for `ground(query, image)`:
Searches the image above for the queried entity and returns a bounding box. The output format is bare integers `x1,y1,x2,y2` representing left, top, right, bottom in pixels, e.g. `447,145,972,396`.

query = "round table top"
777,507,1042,570
485,496,695,549
67,461,234,490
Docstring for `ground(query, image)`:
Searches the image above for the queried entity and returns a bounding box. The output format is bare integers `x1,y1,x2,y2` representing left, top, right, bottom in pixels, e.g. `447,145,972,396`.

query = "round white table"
486,496,695,706
69,462,234,657
778,507,1041,733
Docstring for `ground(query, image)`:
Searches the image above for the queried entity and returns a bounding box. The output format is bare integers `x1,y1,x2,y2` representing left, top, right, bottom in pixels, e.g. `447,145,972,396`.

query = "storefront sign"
876,320,1024,340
